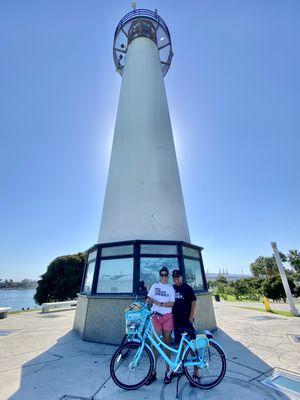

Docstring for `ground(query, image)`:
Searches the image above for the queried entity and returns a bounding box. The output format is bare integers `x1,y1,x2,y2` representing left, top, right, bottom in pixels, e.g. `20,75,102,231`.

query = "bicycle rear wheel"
110,342,154,390
184,341,226,389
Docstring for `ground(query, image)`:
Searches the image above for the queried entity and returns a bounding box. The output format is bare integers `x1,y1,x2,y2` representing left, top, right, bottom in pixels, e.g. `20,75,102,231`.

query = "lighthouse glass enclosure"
80,240,208,296
113,9,173,77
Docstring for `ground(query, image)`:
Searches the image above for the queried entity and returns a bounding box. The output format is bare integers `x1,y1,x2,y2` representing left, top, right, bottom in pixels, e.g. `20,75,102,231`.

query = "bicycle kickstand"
175,374,183,399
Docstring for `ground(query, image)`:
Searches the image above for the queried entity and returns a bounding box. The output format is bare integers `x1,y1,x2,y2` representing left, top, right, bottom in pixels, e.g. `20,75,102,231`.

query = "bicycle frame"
129,315,207,372
112,304,226,392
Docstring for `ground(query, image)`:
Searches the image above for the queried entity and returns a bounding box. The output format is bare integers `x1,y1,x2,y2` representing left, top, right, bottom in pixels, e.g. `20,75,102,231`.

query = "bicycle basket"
195,333,209,349
125,303,149,335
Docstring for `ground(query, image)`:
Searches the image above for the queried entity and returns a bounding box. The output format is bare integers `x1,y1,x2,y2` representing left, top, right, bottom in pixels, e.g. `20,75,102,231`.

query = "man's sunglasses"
160,273,168,277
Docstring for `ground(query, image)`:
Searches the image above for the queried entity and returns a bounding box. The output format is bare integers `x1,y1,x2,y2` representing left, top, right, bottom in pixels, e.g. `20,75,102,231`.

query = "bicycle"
110,301,226,391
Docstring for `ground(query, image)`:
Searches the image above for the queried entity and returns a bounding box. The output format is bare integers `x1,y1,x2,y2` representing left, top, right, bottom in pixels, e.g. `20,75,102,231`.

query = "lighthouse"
74,8,216,345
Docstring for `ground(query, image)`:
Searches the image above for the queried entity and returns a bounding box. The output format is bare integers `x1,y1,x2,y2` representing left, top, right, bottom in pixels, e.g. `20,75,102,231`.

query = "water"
0,289,40,311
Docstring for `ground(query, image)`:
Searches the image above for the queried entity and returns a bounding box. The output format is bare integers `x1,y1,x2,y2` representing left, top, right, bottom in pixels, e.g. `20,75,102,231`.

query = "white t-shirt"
148,282,175,315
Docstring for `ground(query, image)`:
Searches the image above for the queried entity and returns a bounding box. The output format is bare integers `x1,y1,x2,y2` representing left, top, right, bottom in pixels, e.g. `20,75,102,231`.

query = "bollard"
263,297,271,312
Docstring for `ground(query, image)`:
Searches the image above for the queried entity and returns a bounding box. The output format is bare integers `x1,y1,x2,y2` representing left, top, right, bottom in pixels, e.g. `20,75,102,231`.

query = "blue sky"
0,0,299,280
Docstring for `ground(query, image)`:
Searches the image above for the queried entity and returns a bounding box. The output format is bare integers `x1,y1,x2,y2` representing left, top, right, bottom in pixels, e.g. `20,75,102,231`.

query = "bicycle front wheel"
184,341,226,389
110,342,154,390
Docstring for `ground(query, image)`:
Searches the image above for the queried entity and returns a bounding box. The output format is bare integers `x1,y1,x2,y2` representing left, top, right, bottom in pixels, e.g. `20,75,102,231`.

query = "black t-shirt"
172,283,196,327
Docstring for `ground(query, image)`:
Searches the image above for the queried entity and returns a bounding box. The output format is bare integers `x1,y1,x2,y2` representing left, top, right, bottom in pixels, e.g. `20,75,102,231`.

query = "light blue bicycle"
110,301,226,391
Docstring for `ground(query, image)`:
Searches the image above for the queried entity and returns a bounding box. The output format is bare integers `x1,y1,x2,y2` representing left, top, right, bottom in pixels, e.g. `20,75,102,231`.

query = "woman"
146,266,175,385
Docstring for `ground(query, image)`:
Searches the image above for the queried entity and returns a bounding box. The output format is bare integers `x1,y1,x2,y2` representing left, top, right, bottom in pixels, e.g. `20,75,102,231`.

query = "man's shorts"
152,313,174,332
174,321,196,344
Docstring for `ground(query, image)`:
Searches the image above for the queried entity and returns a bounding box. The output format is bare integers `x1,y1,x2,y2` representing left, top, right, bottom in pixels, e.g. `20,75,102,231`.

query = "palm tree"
287,249,300,273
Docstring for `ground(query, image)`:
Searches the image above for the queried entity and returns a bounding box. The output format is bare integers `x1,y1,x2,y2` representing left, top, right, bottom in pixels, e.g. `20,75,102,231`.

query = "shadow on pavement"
9,329,115,400
10,328,292,400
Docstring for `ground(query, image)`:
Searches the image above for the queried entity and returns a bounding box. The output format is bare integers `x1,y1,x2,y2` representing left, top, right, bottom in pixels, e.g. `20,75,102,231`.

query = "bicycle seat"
177,327,213,339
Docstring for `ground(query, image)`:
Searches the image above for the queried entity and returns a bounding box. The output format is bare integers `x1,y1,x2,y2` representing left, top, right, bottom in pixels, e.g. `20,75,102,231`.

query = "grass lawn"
219,294,257,302
237,306,292,317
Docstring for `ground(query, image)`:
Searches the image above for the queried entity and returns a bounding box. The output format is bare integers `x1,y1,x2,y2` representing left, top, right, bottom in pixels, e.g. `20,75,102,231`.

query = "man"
172,269,200,385
146,266,175,385
172,269,196,342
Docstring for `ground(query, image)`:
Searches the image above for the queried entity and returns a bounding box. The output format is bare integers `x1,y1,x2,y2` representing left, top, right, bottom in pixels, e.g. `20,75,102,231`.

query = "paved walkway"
0,302,299,400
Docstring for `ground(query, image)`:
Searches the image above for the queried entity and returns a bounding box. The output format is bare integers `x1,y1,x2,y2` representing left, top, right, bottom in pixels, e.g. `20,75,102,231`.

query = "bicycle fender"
208,339,226,353
182,342,195,358
182,339,225,355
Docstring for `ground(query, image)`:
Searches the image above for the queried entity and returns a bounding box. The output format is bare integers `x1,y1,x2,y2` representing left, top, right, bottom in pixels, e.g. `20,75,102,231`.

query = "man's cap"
172,269,182,277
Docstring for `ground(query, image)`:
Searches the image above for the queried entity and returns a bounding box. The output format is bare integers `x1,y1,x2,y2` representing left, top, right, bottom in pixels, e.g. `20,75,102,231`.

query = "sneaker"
190,374,201,387
164,371,172,384
145,372,157,386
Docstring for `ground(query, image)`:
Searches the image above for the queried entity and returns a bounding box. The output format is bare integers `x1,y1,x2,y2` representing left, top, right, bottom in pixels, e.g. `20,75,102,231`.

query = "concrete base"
73,292,217,345
73,294,133,345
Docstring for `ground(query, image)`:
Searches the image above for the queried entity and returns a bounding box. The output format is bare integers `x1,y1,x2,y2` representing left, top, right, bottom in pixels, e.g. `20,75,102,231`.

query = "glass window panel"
184,258,204,291
141,244,177,255
88,250,97,261
97,258,133,293
101,245,133,257
140,257,179,293
182,246,200,258
83,261,95,294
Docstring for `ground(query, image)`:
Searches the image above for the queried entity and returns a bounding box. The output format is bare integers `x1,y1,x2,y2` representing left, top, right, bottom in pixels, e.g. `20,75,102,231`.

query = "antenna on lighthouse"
131,1,137,10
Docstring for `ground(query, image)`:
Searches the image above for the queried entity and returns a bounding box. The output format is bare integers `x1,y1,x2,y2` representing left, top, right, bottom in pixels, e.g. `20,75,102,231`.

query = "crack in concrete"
59,395,91,400
226,358,267,375
226,368,263,381
90,375,112,400
249,368,274,383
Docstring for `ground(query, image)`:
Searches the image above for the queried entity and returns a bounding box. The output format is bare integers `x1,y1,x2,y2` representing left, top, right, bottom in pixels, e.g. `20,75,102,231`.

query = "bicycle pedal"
171,370,184,378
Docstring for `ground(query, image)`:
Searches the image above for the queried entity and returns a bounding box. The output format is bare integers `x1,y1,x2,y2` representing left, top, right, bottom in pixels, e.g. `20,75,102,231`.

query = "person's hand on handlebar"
146,297,153,305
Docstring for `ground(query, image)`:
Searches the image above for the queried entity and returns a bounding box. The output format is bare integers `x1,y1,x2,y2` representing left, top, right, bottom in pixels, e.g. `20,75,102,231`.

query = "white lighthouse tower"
74,7,216,344
99,10,190,244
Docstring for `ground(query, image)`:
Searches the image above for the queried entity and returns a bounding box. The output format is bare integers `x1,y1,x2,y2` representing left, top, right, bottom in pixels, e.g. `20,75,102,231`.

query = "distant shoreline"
0,287,37,291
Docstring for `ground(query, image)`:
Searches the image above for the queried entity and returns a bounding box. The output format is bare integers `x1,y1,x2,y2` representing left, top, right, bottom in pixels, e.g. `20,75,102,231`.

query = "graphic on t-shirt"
175,292,184,300
155,287,169,297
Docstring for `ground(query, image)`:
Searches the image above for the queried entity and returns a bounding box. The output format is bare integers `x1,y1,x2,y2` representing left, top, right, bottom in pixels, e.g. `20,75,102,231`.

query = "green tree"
34,252,86,305
207,280,214,290
287,249,300,274
211,276,228,296
250,254,285,278
216,276,228,284
250,256,269,277
233,279,249,300
223,285,235,299
231,277,264,300
262,276,296,302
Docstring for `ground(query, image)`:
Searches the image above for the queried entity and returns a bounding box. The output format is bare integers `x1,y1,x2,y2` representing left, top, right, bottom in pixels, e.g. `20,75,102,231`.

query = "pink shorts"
152,313,174,332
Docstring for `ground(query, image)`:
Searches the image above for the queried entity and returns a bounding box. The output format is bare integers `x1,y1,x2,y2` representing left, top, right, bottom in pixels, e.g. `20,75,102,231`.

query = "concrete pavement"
0,302,299,400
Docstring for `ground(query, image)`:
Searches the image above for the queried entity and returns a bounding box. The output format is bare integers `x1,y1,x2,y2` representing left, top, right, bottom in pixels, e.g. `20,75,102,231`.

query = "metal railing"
113,9,173,77
116,9,170,37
